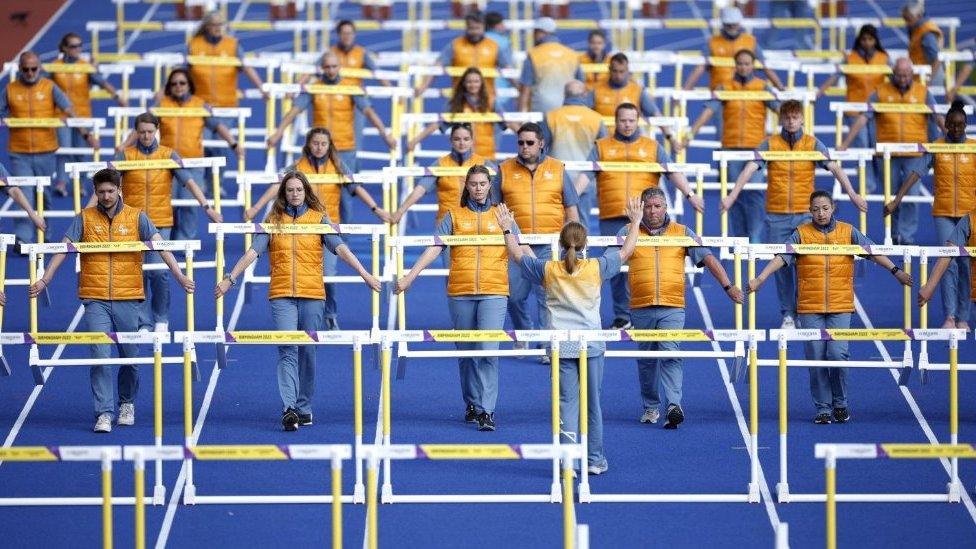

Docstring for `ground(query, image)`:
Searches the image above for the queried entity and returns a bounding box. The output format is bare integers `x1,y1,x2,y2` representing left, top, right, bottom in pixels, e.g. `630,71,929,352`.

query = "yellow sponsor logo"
257,224,338,234
441,112,503,123
825,329,908,340
74,242,149,252
191,445,288,460
445,67,500,78
598,161,666,173
187,55,242,67
714,90,776,101
665,19,710,29
427,330,512,342
579,63,608,74
626,329,710,341
43,63,96,74
0,447,58,461
871,103,931,114
306,174,354,184
791,244,865,255
882,444,976,459
838,65,891,75
111,159,181,171
304,84,364,95
922,143,976,154
31,332,116,344
437,235,505,246
635,236,699,247
420,444,520,459
230,331,315,343
150,107,212,117
4,118,64,128
758,151,827,161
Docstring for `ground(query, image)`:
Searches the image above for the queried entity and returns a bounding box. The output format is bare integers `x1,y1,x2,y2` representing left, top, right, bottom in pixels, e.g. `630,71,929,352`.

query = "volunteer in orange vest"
396,165,526,431
817,25,890,194
579,29,611,91
267,52,397,175
518,17,584,114
749,190,911,425
248,127,390,330
684,49,780,243
110,112,220,332
52,32,126,197
621,187,742,428
723,100,867,329
28,168,195,433
497,196,642,474
493,122,580,355
902,1,943,86
2,51,94,243
887,101,973,329
542,80,607,228
406,68,517,161
594,102,704,330
840,58,943,245
414,12,512,99
216,170,380,431
919,210,976,329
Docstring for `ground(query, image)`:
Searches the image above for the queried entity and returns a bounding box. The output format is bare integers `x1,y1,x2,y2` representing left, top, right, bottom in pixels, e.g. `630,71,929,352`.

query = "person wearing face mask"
579,30,611,92
902,1,943,86
888,101,974,330
518,17,584,114
1,51,93,244
750,190,912,425
497,196,642,474
107,112,221,333
724,100,866,330
685,49,780,243
268,52,397,176
594,103,704,331
414,12,512,99
28,169,195,433
395,165,527,431
51,32,126,198
840,57,943,246
406,68,515,161
217,171,381,431
619,187,742,429
249,127,390,329
817,25,890,194
493,123,580,360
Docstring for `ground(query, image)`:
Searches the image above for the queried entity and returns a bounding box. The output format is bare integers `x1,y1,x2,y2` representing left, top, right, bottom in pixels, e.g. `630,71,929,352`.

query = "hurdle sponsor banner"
837,64,892,75
623,329,713,342
431,234,505,246
1,118,64,128
0,446,60,461
41,63,96,74
386,166,497,177
880,444,976,459
28,332,119,344
186,55,242,67
756,151,828,162
110,159,181,171
423,330,513,342
150,107,213,118
225,331,318,344
594,161,668,173
187,445,290,460
786,243,870,256
305,174,357,184
823,329,910,341
713,90,776,101
814,443,879,459
216,223,341,235
385,329,564,343
417,444,521,460
921,143,976,154
869,103,932,114
303,84,365,96
907,329,969,341
286,444,353,460
123,445,184,461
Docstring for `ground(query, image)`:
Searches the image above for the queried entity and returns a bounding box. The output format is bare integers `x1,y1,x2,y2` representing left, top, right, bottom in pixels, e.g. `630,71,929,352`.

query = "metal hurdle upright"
917,245,976,378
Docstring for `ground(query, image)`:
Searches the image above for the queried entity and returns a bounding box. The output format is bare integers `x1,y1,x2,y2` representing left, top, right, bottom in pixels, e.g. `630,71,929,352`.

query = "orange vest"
796,221,855,314
434,152,488,224
6,78,59,154
51,59,94,117
450,36,500,91
526,41,580,112
267,208,326,300
931,138,976,218
545,104,603,163
722,77,768,149
121,145,176,228
766,133,818,214
295,155,344,223
499,156,567,234
446,205,509,297
629,222,688,308
460,99,497,160
592,80,643,117
844,50,890,104
311,78,358,151
159,95,207,158
78,204,144,301
969,212,976,302
595,136,660,220
188,35,241,108
579,52,609,90
331,44,368,86
874,80,930,157
908,20,943,67
708,32,758,90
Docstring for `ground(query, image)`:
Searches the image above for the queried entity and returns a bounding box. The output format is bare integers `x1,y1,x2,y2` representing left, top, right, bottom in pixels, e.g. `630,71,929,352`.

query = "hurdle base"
381,483,393,503
153,484,166,505
183,484,196,505
578,482,591,503
382,494,560,504
747,482,760,503
550,481,562,503
353,482,365,504
776,482,790,503
786,492,951,502
190,494,355,504
948,481,962,503
585,493,753,503
0,496,154,506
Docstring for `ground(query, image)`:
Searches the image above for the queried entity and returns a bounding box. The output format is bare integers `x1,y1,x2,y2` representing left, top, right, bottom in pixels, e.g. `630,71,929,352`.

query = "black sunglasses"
517,140,536,146
20,66,39,73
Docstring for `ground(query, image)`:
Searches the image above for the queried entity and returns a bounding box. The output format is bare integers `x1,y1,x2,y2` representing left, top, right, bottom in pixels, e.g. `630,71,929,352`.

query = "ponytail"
558,222,588,275
563,244,577,274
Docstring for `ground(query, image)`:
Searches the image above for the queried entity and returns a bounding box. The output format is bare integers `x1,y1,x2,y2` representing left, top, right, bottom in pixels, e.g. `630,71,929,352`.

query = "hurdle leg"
134,451,145,549
367,455,379,549
883,150,892,245
152,336,166,504
901,251,914,379
918,251,931,384
353,338,365,503
28,250,38,334
380,338,393,501
550,340,562,503
734,248,742,330
858,159,867,235
695,169,704,236
578,342,590,502
776,334,790,502
825,448,837,549
720,160,729,237
948,332,961,501
748,248,756,331
331,455,342,549
102,451,113,549
834,110,842,153
186,249,200,380
748,334,759,502
183,337,196,504
562,456,575,549
73,167,82,214
371,230,380,332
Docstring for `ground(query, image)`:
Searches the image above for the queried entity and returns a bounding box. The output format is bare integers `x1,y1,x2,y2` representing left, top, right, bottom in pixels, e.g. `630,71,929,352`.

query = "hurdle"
0,234,11,375
399,110,540,165
817,442,976,548
574,328,765,503
917,245,976,380
361,443,583,548
0,176,51,246
377,330,569,503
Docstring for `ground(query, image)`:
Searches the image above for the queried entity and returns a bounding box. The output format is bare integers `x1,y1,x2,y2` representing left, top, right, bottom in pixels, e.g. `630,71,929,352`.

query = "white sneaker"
154,322,169,333
94,413,113,433
118,403,135,426
640,408,660,424
780,315,795,330
587,462,609,475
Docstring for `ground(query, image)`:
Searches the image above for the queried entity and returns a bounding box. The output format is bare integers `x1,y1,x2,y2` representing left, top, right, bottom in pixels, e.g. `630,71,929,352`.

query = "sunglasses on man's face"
66,43,83,49
20,66,39,73
517,140,536,146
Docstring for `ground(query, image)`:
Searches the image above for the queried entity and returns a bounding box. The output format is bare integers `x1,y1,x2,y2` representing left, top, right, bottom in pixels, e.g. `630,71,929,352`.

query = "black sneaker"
298,413,313,426
663,404,684,429
464,404,478,423
609,318,633,330
282,408,299,431
832,408,850,424
814,412,832,425
476,412,496,432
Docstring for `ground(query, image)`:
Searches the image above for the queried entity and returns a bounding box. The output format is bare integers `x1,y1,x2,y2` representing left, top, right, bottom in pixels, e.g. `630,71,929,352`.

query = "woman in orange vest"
579,30,611,91
216,170,380,431
247,127,390,329
395,165,522,431
887,101,973,329
28,168,194,432
406,68,517,162
496,196,642,473
52,32,126,197
817,25,889,193
749,190,911,424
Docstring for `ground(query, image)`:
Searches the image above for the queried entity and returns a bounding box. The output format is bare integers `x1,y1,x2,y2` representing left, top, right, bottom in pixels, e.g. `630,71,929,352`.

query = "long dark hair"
448,67,490,113
164,68,196,99
854,24,886,55
59,32,83,56
302,127,347,176
268,170,326,225
458,164,493,206
559,222,588,274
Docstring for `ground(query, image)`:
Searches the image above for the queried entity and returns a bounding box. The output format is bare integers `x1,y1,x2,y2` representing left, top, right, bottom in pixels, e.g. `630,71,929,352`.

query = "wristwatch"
890,265,900,274
223,273,237,286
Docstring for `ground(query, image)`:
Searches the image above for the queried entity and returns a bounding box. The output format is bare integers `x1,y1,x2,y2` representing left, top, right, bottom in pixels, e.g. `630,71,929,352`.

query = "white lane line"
685,0,715,42
853,297,976,526
865,0,910,45
122,1,161,53
692,284,782,531
0,305,85,468
154,284,248,549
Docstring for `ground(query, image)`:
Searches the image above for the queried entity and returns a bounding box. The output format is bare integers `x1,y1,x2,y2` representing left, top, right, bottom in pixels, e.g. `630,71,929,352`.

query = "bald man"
841,58,943,245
